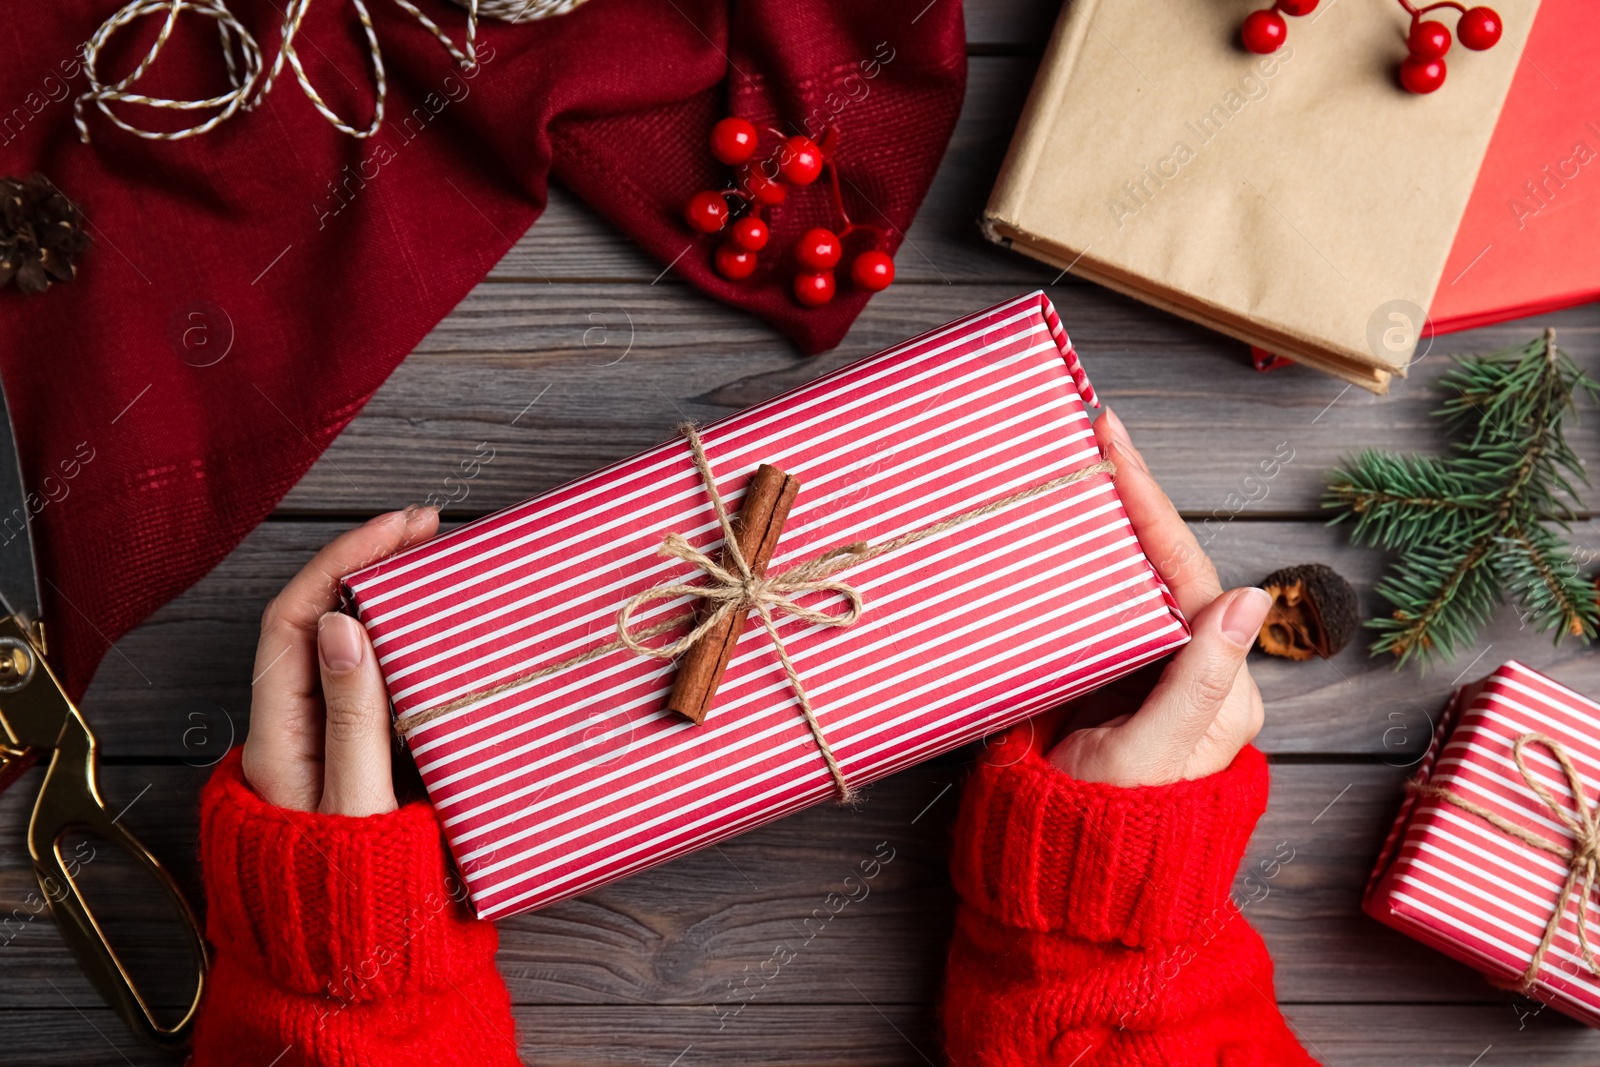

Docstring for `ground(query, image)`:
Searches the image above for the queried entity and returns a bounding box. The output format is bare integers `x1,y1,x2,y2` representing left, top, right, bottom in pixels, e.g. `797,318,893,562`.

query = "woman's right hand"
1046,408,1269,787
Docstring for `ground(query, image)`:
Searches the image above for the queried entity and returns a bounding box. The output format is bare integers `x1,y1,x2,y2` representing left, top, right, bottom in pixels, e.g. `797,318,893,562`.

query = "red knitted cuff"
199,749,498,1001
949,735,1269,949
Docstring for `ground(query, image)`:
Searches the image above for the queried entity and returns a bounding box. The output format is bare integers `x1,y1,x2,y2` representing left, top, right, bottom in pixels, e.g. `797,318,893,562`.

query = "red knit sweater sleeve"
941,737,1320,1067
193,750,520,1066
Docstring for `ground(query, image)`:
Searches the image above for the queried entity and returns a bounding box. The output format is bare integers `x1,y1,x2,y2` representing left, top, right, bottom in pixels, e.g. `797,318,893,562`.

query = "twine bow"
613,428,876,800
392,424,1117,804
1408,732,1600,990
75,0,479,142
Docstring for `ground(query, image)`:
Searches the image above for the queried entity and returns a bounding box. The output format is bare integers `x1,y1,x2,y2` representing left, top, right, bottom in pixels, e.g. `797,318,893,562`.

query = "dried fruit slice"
1257,563,1359,660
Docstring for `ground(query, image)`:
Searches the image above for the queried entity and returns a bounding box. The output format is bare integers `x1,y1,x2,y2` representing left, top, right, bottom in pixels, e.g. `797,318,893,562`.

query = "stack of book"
984,0,1587,391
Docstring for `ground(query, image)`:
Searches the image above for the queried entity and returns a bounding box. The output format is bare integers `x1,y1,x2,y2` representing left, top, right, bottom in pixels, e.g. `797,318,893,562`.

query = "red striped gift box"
1366,662,1600,1025
343,291,1190,920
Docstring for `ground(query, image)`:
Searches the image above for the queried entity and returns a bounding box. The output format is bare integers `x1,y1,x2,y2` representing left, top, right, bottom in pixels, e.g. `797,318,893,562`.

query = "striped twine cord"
74,0,483,142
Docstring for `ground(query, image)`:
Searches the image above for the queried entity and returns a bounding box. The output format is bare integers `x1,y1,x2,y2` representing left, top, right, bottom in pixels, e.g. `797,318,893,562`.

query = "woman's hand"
241,506,439,814
1047,408,1269,787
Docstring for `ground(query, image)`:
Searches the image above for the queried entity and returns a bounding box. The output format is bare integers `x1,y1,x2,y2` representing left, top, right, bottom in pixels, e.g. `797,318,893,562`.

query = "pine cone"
0,173,90,295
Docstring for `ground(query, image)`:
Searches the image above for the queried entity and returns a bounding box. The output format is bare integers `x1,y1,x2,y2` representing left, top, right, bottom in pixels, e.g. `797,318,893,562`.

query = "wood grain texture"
965,0,1058,48
273,281,1600,519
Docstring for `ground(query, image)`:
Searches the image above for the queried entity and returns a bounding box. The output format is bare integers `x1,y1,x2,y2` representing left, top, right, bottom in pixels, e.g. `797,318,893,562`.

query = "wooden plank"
0,762,1563,1012
0,1011,181,1067
966,0,1059,49
78,516,1598,758
1205,522,1600,758
1283,1004,1600,1064
274,282,1600,517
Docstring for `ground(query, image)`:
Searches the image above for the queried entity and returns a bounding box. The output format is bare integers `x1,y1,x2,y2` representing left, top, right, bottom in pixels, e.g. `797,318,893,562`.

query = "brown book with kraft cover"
983,0,1537,391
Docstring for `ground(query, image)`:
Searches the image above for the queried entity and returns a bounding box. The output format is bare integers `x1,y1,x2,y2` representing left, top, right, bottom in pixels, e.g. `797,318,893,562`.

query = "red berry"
793,270,835,307
1275,0,1317,17
729,215,769,252
1400,55,1447,93
778,136,823,186
715,243,759,281
710,117,758,166
850,250,895,292
1241,9,1287,53
742,169,787,206
684,190,729,233
794,228,841,271
1457,6,1501,50
1407,20,1451,60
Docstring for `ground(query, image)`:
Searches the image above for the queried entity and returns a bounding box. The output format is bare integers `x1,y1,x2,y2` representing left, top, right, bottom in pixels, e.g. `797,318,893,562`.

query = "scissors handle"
28,714,207,1050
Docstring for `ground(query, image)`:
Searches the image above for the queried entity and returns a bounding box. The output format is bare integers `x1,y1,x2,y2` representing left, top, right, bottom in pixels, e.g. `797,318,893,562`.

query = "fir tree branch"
1369,539,1499,667
1449,330,1593,513
1330,330,1598,668
1496,524,1600,642
1323,452,1493,552
1490,345,1558,514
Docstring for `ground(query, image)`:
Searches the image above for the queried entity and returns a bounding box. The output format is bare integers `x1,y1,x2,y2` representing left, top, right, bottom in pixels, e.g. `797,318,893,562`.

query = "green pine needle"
1324,329,1599,669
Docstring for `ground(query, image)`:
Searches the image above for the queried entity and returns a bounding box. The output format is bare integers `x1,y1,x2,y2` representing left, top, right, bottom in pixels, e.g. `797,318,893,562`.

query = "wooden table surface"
6,2,1600,1062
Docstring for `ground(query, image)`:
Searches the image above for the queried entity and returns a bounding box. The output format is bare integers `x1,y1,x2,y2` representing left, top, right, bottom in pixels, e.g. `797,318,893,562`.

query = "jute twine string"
75,0,480,142
392,424,1117,802
1407,732,1600,990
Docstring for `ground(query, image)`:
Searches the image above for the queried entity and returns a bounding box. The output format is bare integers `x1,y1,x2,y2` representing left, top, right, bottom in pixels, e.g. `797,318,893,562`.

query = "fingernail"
403,503,438,525
1099,408,1149,474
318,612,364,674
1220,587,1273,648
1101,406,1134,449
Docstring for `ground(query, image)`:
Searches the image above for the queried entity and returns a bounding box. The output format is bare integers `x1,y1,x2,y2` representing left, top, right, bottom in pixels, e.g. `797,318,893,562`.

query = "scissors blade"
0,376,40,623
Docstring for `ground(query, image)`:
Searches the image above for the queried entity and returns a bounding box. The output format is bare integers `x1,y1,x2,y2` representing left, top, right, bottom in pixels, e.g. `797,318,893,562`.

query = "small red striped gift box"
342,291,1190,920
1366,662,1600,1025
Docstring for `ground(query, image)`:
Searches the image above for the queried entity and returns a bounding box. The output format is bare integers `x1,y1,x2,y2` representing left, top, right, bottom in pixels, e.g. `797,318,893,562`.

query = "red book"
1428,0,1600,334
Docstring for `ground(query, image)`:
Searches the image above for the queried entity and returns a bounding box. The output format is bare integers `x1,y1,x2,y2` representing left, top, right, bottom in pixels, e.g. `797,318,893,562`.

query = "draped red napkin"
0,0,965,700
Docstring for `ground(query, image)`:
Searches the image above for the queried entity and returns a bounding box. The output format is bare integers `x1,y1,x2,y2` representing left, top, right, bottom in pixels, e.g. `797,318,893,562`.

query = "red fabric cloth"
195,750,519,1064
942,733,1321,1066
0,0,964,700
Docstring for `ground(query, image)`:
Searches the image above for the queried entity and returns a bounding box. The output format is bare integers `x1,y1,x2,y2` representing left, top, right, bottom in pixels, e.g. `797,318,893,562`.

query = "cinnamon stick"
667,463,800,724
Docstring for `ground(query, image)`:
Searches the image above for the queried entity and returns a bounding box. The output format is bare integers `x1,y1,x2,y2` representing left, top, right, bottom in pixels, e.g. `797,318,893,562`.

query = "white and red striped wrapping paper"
343,291,1190,920
1366,662,1600,1025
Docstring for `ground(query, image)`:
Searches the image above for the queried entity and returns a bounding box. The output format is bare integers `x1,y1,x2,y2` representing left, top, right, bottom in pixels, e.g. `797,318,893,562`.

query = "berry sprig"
682,118,895,308
1397,3,1502,92
1239,0,1502,94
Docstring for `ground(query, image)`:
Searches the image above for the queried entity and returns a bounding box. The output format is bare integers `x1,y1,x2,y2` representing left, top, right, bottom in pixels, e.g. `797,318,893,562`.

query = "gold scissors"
0,383,206,1050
